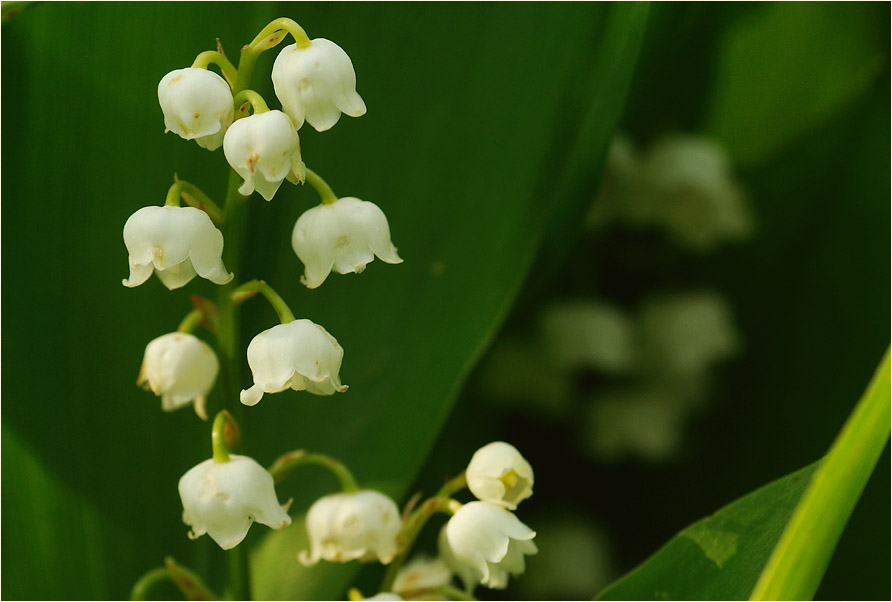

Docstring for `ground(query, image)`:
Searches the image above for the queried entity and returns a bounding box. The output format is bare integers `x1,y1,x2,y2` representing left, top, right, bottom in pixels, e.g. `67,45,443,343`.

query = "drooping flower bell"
223,109,305,201
465,442,534,510
178,454,291,550
392,556,454,599
239,319,347,406
299,490,401,565
443,502,537,590
122,206,233,290
137,332,219,420
271,38,367,132
158,68,234,150
292,197,402,289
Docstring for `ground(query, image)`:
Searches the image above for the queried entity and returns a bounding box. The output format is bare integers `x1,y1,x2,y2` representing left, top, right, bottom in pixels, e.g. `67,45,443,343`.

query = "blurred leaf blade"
750,347,891,601
0,426,134,600
704,2,884,165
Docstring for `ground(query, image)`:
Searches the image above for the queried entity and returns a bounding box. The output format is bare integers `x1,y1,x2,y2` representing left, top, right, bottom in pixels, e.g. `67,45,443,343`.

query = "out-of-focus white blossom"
122,206,232,290
590,134,752,251
271,38,366,132
292,197,402,289
638,291,739,378
137,332,218,420
299,490,401,566
178,455,291,550
223,110,305,201
465,442,533,510
239,319,347,406
541,301,636,374
392,556,453,600
158,68,234,150
443,502,537,590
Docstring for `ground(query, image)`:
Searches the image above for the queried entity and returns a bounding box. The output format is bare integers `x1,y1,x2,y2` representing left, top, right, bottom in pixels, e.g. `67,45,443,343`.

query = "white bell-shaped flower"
392,556,453,599
299,490,401,565
223,110,305,201
465,442,534,510
158,68,234,150
137,332,218,420
240,319,347,406
443,502,537,590
438,526,482,593
122,206,233,290
292,197,402,289
178,454,291,550
271,38,367,132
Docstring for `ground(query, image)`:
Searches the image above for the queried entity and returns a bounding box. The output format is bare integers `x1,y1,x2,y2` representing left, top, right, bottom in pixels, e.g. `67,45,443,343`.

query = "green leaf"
595,463,819,601
704,2,885,165
1,3,646,599
0,426,135,600
596,349,891,601
750,347,891,600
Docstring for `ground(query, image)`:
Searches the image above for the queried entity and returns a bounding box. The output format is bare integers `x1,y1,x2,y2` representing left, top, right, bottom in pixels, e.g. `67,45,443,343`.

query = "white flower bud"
223,110,306,202
158,68,234,150
271,38,367,132
465,442,534,510
292,197,402,289
392,556,453,599
178,455,291,550
137,332,218,420
299,490,401,566
443,502,537,590
122,206,233,290
239,319,347,406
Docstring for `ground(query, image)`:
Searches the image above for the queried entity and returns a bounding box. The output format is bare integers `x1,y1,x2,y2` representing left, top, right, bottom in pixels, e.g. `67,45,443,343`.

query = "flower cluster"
123,17,539,602
440,442,538,591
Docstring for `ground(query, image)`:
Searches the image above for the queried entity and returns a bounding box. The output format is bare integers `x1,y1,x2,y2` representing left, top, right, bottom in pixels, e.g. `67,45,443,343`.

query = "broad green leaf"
704,2,885,165
250,4,649,599
0,426,135,600
751,347,891,600
596,349,891,601
595,463,819,601
1,3,646,599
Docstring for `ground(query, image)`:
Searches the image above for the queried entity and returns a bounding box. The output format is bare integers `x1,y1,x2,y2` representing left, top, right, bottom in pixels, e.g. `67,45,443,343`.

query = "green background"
1,2,888,600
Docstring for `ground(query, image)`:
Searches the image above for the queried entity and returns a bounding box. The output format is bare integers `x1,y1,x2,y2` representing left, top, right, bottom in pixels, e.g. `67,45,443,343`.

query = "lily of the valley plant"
124,17,537,602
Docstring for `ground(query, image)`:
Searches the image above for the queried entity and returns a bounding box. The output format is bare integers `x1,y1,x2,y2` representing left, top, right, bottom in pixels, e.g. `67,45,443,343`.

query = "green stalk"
750,346,891,600
304,167,339,205
231,280,296,324
130,567,171,601
267,449,359,492
380,492,463,592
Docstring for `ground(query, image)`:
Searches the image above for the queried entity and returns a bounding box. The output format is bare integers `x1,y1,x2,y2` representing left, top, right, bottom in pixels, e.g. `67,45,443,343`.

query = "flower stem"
436,472,468,498
232,89,269,116
164,179,225,224
380,496,461,592
129,567,171,601
231,279,295,324
304,168,339,205
191,50,238,86
211,411,231,463
177,309,204,334
249,17,311,51
267,449,360,493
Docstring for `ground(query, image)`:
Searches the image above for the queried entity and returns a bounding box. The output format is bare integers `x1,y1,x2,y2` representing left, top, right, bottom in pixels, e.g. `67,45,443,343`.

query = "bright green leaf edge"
596,347,890,601
595,463,819,601
750,346,891,601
